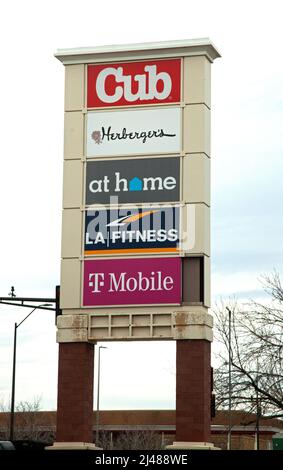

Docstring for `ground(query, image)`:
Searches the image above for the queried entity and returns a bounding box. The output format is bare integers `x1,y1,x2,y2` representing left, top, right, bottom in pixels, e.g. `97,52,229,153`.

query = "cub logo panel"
87,59,181,108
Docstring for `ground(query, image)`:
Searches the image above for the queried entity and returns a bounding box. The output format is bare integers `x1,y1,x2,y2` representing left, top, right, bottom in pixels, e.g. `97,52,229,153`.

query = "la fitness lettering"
92,126,176,145
85,228,178,246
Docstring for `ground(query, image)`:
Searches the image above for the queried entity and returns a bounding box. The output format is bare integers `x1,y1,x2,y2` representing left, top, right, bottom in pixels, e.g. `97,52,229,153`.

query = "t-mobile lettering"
88,272,174,293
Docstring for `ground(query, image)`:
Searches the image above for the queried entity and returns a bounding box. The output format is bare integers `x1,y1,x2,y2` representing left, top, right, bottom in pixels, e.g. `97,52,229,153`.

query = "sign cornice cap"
54,38,221,65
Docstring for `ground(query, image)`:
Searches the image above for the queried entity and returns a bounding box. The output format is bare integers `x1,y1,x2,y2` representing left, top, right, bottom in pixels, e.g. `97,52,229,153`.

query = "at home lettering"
89,172,176,193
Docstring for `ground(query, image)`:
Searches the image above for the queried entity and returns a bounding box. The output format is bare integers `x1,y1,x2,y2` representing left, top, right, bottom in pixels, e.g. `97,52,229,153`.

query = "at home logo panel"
86,157,180,204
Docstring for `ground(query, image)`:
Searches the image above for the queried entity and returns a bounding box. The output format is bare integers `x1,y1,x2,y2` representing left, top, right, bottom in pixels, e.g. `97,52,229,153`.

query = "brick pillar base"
176,339,211,443
56,342,94,443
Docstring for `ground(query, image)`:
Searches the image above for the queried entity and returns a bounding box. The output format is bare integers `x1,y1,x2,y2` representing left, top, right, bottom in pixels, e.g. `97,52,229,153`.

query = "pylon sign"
54,41,220,450
56,39,219,340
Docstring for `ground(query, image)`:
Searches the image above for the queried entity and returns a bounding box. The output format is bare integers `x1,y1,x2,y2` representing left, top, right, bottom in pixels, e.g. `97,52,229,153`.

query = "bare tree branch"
213,272,283,416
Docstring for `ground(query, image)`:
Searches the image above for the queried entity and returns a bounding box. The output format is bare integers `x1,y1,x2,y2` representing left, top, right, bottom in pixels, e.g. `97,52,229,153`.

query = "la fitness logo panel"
86,107,181,157
84,206,180,256
85,157,180,204
87,59,181,108
83,257,182,307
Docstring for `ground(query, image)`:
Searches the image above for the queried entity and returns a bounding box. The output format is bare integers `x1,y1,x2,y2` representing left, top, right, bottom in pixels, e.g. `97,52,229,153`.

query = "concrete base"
45,442,102,450
166,441,220,450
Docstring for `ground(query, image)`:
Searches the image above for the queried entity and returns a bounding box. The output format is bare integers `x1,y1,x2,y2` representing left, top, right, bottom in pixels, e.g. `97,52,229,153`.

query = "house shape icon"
129,177,143,191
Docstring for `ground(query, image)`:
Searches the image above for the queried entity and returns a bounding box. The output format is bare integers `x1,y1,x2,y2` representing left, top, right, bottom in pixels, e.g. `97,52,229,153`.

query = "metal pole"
9,323,17,441
9,304,51,441
95,345,107,446
256,360,260,450
255,392,260,450
226,307,232,450
95,346,101,446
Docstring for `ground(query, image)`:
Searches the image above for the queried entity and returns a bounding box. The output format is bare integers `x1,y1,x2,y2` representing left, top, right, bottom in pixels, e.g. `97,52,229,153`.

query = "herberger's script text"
92,126,176,145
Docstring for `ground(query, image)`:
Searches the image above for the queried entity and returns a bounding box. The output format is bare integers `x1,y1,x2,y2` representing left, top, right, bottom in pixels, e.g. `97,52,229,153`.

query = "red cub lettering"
87,59,181,108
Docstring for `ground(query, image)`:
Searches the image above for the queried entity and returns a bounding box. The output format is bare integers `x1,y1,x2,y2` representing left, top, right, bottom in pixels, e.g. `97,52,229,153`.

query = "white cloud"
95,342,175,410
211,270,264,299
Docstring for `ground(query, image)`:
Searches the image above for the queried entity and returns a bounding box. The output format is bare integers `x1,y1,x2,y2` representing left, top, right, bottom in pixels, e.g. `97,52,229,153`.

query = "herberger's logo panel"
86,107,181,157
83,257,182,306
84,206,180,256
87,59,181,108
86,157,180,204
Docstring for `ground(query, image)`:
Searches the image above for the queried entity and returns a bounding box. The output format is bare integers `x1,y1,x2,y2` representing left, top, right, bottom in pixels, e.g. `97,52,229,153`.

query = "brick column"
176,339,211,442
56,342,94,442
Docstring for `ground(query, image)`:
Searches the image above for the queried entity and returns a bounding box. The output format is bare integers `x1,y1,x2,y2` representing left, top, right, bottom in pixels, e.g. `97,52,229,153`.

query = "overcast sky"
0,0,283,411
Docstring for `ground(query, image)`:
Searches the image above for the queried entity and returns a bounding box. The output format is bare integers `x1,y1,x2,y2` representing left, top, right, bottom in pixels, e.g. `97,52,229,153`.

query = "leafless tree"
0,396,54,442
213,272,283,419
97,428,162,450
14,396,43,441
0,398,10,439
116,429,162,450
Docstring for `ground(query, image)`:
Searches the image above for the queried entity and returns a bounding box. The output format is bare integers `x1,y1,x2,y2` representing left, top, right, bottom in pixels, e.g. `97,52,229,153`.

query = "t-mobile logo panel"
86,157,180,204
83,257,182,307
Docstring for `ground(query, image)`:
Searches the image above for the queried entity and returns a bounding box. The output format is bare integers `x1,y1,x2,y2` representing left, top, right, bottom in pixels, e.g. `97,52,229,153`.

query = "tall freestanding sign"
54,39,220,450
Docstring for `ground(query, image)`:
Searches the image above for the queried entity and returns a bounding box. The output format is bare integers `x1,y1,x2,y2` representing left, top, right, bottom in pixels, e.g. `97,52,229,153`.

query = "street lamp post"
95,345,107,446
255,359,261,450
226,307,232,450
9,304,51,441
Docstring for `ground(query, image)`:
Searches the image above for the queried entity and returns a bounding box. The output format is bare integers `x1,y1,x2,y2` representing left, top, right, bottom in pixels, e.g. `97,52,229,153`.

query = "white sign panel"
86,107,181,157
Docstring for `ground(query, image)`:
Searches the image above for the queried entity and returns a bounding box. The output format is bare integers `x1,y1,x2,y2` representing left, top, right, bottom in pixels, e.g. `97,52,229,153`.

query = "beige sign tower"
54,39,220,450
